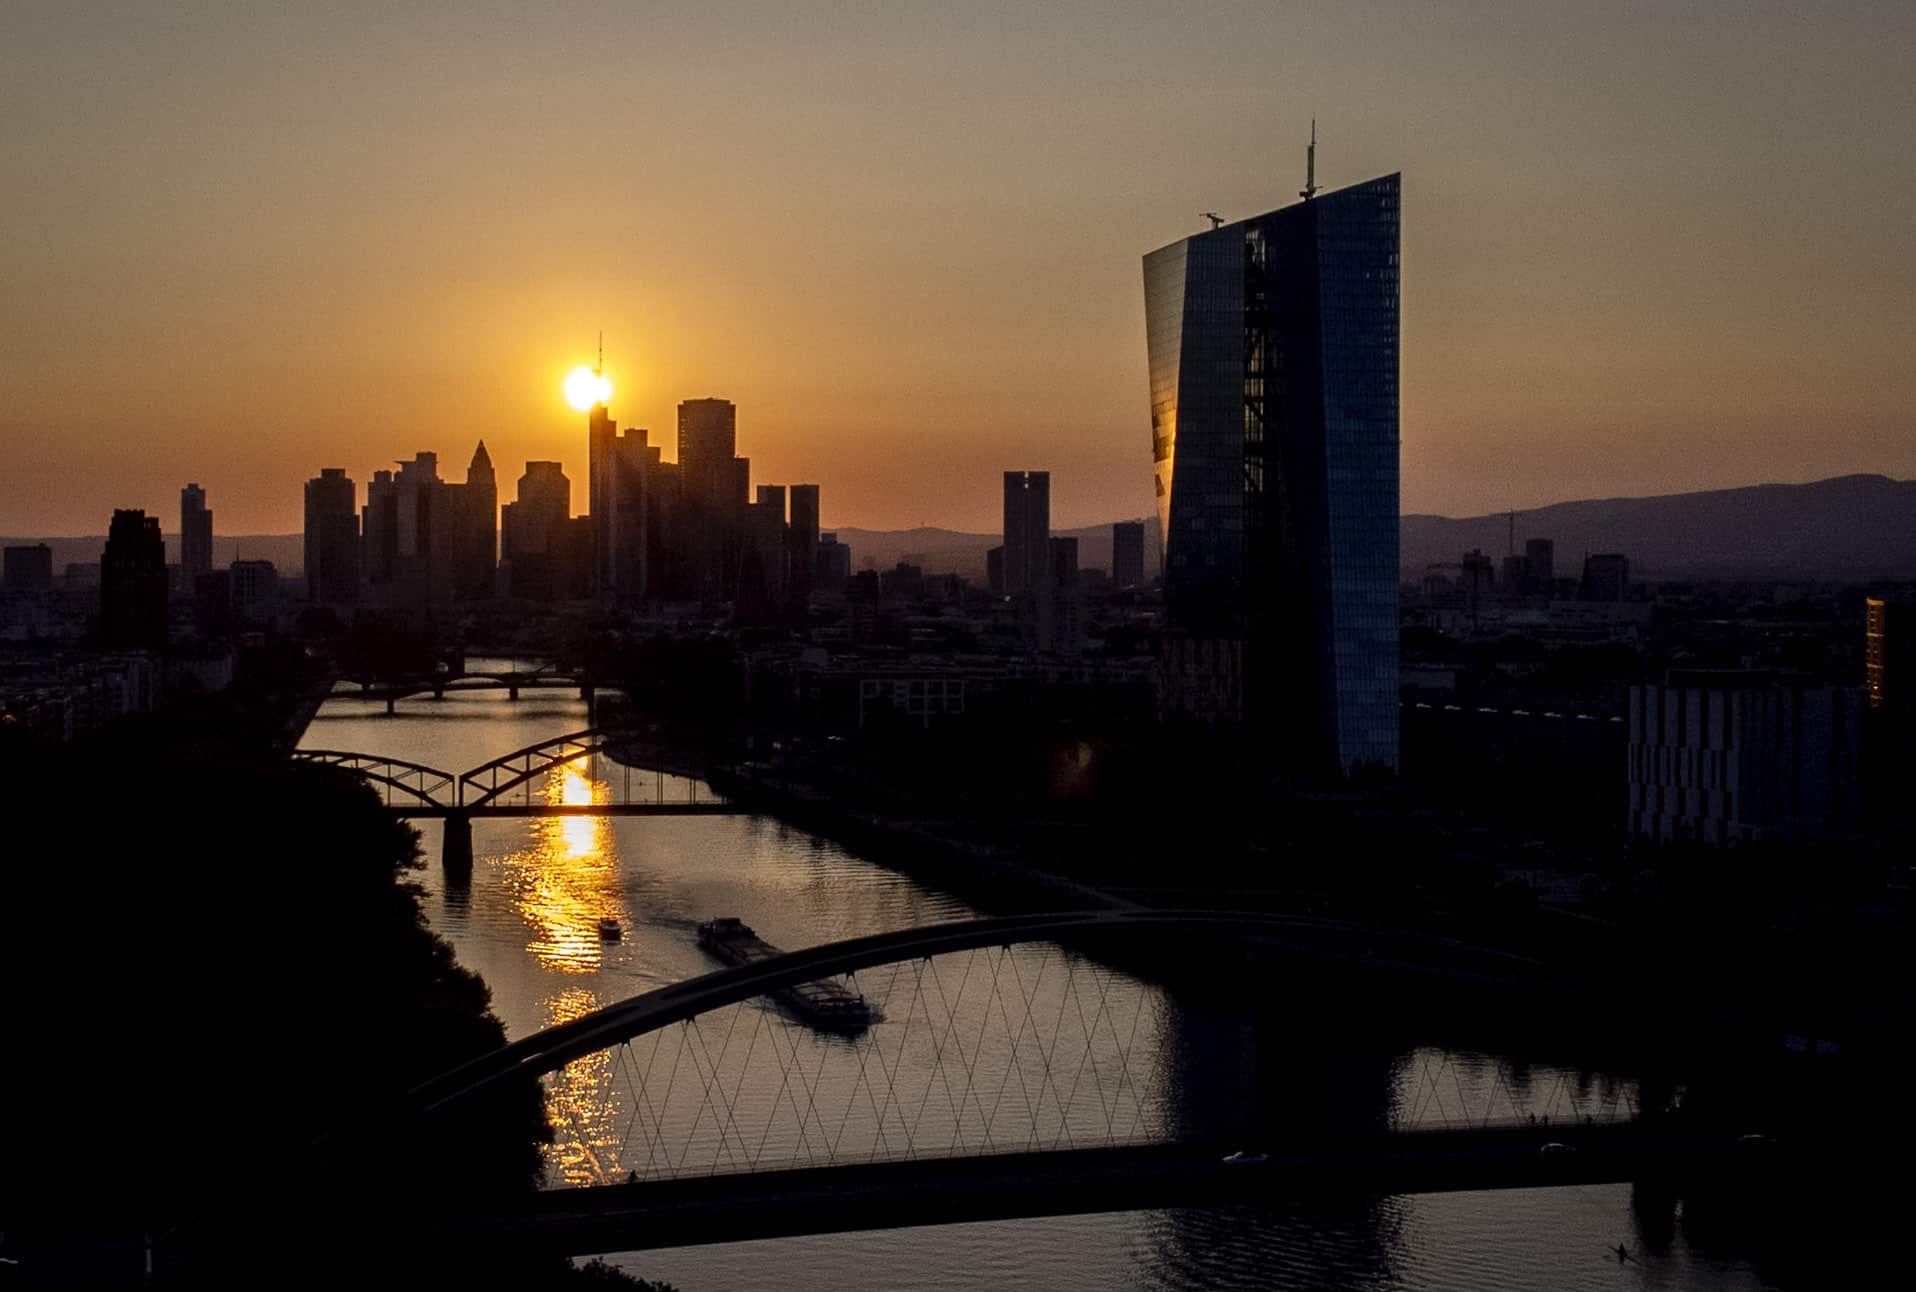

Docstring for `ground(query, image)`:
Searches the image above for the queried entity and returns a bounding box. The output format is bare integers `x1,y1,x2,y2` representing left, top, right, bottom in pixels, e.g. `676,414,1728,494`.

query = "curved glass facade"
1142,175,1401,774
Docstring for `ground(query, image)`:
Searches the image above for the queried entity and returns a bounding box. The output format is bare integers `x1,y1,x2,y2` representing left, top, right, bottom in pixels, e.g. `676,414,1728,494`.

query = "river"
299,676,1776,1290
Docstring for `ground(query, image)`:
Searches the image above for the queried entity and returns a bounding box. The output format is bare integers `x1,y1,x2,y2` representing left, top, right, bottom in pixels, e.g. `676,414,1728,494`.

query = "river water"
299,677,1776,1290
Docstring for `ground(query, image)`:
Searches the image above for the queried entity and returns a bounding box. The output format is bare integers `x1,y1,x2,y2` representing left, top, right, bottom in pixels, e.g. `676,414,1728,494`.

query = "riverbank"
710,763,1133,916
275,662,339,751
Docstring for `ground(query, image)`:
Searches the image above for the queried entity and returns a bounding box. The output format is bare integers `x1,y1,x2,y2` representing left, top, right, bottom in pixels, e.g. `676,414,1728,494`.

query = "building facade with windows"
1143,173,1400,773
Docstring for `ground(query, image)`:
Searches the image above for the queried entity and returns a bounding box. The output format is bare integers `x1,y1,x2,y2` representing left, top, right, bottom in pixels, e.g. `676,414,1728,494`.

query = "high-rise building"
1112,520,1146,588
1867,598,1913,714
740,488,790,621
1461,550,1496,623
361,469,398,587
1581,553,1629,602
788,484,820,609
4,544,53,597
390,452,445,607
816,533,852,593
180,484,213,591
303,468,359,606
1046,535,1083,654
100,509,168,650
443,441,497,600
501,460,574,600
229,559,279,629
1500,554,1526,596
1002,471,1050,597
1524,539,1554,594
677,398,746,601
1143,171,1401,773
590,402,658,602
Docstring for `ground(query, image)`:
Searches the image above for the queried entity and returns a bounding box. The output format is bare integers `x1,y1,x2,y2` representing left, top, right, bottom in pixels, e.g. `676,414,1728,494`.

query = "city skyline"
5,3,1914,535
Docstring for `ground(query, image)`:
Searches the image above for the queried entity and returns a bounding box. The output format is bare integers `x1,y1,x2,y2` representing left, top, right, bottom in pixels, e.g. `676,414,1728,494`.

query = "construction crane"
1200,211,1224,230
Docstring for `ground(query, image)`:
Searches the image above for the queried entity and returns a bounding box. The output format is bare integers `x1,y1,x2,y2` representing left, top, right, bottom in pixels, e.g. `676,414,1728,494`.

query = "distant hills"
823,521,1158,583
10,474,1914,586
1403,474,1916,580
0,534,305,577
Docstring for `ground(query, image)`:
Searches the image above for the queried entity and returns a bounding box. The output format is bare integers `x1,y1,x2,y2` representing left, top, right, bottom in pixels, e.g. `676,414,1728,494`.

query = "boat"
696,917,875,1034
597,917,622,941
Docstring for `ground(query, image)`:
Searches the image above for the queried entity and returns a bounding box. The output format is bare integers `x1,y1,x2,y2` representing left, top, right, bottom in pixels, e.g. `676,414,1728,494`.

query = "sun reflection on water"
495,761,627,973
541,984,620,1185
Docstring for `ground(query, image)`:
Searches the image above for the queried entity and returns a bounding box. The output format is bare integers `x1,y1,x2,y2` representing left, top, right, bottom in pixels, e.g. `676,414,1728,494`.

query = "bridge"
294,727,744,868
339,663,601,715
360,910,1800,1260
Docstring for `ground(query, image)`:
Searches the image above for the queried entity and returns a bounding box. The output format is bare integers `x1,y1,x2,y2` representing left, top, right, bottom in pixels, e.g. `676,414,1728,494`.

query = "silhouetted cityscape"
3,6,1913,1287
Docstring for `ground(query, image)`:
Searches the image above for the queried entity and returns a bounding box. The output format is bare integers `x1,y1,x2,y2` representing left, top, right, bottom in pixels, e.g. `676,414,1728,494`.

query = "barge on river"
696,917,876,1034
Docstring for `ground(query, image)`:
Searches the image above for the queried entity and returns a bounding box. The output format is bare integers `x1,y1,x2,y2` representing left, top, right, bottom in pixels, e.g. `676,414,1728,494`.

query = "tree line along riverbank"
0,647,675,1288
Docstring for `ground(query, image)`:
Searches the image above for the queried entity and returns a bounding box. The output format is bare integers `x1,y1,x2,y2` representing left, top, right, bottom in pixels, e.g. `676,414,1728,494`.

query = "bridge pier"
385,696,396,717
508,685,519,701
442,811,473,877
432,685,445,702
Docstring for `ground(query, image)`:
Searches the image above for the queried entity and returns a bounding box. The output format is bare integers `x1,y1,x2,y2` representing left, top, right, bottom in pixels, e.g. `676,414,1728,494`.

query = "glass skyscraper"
1143,174,1400,774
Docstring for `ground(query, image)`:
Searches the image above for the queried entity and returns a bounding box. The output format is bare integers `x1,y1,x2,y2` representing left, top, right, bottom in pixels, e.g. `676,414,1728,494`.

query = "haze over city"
5,0,1912,536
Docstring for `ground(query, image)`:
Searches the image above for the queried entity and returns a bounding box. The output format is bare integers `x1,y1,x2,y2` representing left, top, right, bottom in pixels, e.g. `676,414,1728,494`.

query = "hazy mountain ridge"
0,534,307,577
1402,473,1916,579
822,520,1159,581
11,475,1913,586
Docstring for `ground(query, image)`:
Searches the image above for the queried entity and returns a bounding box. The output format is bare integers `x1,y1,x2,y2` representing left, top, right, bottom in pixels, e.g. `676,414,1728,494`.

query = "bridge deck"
392,803,747,818
450,1128,1786,1256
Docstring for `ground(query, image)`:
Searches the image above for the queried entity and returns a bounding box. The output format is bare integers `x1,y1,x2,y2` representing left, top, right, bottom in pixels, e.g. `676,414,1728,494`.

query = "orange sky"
3,2,1912,535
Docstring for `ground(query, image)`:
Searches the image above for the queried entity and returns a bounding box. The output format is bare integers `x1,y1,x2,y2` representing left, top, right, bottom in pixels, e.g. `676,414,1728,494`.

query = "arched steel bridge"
339,663,601,714
294,727,742,866
373,910,1790,1257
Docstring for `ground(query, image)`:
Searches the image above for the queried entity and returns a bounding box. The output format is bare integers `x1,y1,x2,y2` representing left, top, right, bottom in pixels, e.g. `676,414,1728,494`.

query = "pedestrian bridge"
380,910,1789,1257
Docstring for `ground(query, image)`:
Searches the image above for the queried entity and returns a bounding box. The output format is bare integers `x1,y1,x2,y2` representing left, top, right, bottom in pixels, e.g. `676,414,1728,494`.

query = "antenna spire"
1300,118,1319,201
595,330,603,377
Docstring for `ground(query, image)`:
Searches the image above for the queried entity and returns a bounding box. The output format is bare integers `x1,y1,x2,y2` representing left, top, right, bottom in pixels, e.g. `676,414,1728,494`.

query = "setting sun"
563,365,612,412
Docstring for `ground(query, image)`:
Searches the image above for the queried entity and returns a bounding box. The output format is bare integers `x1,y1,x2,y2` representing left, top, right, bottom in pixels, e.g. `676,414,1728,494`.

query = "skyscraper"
303,468,359,606
1143,170,1400,773
1002,471,1050,597
1524,538,1554,594
1112,520,1146,588
443,440,497,600
589,402,656,602
788,484,820,609
361,469,398,588
391,451,445,607
740,485,790,620
502,461,573,600
1046,535,1083,654
180,483,213,590
100,509,168,650
678,398,746,601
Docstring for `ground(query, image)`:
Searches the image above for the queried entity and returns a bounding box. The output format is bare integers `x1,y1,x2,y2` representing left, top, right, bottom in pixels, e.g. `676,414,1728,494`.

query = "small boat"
697,917,875,1034
597,917,622,941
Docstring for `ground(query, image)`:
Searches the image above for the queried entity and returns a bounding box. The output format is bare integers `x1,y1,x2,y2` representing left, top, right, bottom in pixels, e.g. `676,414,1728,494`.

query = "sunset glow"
563,366,613,413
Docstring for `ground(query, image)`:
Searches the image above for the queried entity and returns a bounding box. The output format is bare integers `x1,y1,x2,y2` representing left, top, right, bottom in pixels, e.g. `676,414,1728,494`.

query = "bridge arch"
384,912,1764,1255
410,909,1631,1126
457,727,702,809
291,749,457,809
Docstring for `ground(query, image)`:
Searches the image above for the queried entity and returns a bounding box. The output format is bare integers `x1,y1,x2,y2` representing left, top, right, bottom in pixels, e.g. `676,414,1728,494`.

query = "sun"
563,365,613,412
